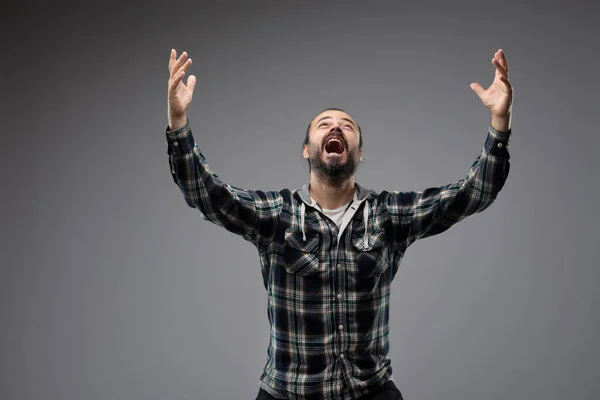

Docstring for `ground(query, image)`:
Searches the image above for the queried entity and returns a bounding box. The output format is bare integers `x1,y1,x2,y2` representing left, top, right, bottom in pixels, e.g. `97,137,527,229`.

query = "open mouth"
324,137,345,154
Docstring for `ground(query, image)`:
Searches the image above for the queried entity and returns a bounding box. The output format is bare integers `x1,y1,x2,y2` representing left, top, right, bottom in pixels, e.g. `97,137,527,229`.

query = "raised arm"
166,49,283,246
385,49,513,247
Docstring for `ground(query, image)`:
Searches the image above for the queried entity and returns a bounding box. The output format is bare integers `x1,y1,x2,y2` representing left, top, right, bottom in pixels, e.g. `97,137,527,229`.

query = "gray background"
2,0,599,399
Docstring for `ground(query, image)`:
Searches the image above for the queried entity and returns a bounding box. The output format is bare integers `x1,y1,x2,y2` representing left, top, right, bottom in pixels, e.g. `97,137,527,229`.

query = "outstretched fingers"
169,68,185,92
186,75,197,93
169,49,176,71
492,57,508,80
498,49,509,75
176,58,192,79
169,49,181,74
493,50,509,77
492,53,512,94
169,50,190,76
168,49,193,91
470,82,485,98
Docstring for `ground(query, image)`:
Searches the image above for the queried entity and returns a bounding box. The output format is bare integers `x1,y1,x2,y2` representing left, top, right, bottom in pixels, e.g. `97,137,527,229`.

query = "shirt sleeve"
166,119,283,246
384,125,511,247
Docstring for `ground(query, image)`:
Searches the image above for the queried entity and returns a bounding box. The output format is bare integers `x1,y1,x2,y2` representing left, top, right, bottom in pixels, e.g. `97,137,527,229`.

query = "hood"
296,182,375,207
295,182,376,244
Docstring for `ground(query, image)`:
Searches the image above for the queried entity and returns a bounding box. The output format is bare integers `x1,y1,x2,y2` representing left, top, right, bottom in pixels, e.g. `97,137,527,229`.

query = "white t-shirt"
311,188,357,229
320,201,353,228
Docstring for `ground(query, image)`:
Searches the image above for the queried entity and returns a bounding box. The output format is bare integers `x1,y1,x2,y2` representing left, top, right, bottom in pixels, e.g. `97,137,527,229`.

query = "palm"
471,50,513,118
170,81,193,116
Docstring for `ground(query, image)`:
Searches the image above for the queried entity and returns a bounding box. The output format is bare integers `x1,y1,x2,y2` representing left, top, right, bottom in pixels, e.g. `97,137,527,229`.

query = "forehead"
311,110,356,126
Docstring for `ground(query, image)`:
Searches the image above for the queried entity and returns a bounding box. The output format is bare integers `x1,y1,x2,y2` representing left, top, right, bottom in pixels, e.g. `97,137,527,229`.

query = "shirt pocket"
352,228,389,278
283,228,321,277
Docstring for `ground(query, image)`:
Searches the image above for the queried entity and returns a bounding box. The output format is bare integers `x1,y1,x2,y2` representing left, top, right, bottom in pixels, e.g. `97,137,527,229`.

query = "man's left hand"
471,49,513,131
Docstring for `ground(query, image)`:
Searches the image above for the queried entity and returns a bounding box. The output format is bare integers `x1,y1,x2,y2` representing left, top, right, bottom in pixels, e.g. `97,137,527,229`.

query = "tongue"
325,140,344,154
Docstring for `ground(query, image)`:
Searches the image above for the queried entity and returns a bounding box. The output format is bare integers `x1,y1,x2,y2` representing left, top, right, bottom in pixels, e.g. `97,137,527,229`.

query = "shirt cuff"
484,124,511,157
165,119,195,157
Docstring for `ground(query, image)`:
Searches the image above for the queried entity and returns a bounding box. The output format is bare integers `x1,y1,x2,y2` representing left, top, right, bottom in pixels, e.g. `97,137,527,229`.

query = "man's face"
303,110,363,182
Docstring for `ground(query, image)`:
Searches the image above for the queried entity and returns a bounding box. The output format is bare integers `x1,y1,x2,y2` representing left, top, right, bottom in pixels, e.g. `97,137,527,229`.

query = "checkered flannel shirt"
166,120,511,399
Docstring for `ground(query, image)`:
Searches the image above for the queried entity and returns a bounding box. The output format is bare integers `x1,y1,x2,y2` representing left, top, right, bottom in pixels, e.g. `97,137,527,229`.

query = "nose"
330,123,342,134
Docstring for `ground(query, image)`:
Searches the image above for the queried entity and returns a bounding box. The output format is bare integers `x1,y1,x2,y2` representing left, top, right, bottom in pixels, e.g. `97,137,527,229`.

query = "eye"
344,124,354,130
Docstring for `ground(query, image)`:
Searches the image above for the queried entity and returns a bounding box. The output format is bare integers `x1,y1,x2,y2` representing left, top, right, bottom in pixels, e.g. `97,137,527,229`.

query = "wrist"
168,114,187,131
491,113,511,132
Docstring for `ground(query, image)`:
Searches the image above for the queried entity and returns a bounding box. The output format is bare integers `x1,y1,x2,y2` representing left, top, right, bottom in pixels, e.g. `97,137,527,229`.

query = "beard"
307,141,361,184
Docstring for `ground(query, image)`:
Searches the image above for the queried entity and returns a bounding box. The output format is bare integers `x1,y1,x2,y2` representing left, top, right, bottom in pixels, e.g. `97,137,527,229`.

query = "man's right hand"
168,49,196,131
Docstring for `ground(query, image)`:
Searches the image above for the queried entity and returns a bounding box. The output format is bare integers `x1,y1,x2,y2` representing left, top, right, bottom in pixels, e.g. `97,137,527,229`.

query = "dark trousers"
255,380,404,400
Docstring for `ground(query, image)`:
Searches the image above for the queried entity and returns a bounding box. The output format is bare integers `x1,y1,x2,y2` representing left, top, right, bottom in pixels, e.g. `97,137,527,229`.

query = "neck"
308,173,355,210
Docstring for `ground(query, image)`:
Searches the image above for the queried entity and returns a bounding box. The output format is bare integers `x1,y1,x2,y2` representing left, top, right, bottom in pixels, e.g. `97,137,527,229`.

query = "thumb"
470,83,485,98
187,75,197,93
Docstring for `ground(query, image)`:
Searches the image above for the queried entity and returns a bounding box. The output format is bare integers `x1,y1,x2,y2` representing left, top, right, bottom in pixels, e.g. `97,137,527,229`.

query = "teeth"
325,137,345,154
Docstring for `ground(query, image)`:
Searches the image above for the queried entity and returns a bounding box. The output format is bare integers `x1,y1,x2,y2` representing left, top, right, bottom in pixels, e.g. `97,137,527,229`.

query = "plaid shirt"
166,120,511,400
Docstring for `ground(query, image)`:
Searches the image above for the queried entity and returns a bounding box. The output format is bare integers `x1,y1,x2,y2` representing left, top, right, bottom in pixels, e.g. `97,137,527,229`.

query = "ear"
303,145,309,160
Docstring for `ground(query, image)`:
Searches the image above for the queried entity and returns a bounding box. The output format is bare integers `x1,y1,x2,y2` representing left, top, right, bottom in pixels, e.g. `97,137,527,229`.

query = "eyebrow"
315,116,357,128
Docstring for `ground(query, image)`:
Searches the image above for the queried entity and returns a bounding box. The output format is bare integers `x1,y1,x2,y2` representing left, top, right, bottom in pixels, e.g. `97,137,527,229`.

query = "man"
165,49,513,400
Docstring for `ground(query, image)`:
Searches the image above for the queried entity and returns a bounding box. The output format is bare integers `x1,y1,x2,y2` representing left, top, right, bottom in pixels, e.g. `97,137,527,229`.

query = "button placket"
335,262,345,361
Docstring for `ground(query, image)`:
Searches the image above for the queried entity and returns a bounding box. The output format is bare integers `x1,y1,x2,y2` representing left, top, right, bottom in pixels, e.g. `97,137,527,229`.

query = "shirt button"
340,353,345,359
337,264,342,269
337,293,342,299
338,325,344,330
497,142,503,148
173,141,179,147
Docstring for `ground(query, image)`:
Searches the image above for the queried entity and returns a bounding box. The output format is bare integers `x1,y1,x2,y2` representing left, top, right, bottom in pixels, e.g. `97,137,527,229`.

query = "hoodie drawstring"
300,202,307,242
363,202,369,247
